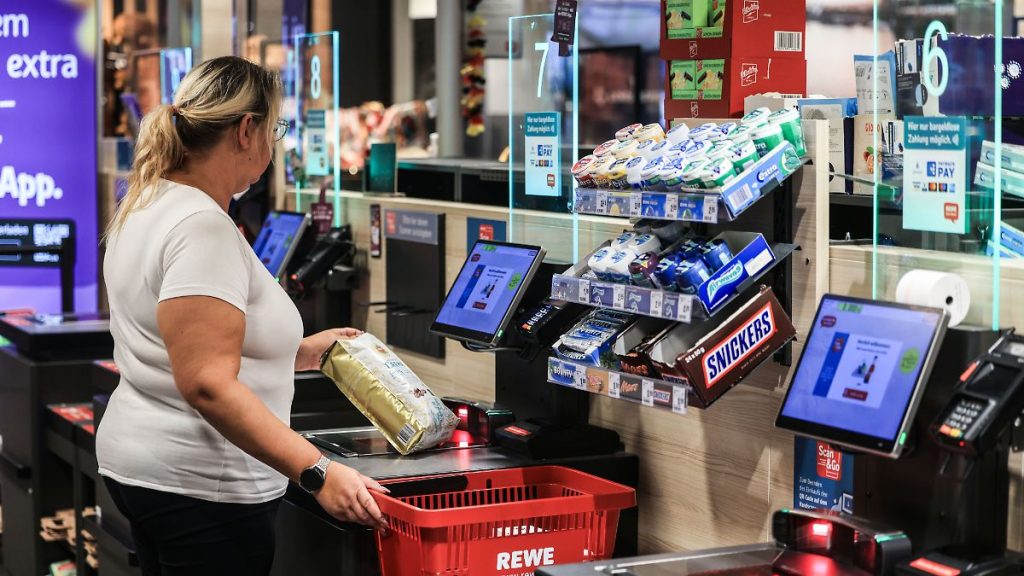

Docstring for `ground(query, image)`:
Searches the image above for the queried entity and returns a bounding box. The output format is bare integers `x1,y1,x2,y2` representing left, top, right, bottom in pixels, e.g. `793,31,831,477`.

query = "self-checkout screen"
780,297,944,443
432,242,542,344
252,212,307,278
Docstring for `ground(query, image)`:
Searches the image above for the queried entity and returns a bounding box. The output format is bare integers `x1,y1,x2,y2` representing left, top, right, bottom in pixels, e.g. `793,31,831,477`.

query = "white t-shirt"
96,180,304,504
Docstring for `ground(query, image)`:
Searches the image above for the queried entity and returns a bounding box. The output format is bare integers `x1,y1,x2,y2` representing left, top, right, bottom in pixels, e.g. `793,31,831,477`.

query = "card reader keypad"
938,399,988,439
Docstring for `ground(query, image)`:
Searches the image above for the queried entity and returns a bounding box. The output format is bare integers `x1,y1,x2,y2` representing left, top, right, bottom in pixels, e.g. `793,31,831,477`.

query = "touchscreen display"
779,296,944,442
433,242,542,341
252,212,307,278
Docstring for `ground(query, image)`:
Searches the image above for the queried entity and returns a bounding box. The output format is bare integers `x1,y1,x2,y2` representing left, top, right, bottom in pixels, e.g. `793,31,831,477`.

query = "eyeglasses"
273,119,288,142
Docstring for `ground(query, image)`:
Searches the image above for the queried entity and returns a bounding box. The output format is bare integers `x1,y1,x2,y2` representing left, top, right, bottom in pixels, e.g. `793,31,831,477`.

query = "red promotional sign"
816,441,843,481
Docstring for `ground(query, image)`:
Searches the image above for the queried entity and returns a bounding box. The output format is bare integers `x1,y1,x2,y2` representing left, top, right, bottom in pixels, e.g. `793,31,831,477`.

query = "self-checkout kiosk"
541,294,1024,576
0,313,114,576
272,240,639,575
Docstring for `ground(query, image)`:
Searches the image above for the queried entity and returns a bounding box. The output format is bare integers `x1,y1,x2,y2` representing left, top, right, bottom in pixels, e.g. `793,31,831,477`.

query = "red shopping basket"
372,465,636,576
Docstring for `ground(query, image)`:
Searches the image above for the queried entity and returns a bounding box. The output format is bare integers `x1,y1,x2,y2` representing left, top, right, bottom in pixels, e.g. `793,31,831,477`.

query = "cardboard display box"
661,0,807,61
851,113,895,194
644,286,795,408
666,57,806,118
799,98,857,193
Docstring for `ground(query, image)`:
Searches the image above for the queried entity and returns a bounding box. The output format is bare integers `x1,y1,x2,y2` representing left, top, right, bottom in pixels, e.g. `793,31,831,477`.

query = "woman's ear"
237,113,255,151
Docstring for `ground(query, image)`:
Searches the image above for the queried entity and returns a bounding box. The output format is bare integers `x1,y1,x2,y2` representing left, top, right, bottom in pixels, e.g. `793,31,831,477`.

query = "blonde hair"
106,56,282,238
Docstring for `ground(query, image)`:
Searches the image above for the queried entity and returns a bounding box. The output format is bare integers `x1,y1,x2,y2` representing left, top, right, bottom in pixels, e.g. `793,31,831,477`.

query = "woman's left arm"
295,327,363,372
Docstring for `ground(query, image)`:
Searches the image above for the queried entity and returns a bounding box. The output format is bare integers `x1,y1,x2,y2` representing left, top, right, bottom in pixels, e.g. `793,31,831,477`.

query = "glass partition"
293,31,341,225
507,13,580,266
871,3,1008,329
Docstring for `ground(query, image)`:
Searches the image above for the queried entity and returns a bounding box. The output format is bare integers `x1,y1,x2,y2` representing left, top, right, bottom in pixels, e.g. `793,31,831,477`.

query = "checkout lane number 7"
535,41,549,99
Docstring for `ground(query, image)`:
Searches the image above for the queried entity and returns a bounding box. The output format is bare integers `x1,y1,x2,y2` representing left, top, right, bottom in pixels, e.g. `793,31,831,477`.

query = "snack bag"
320,333,458,455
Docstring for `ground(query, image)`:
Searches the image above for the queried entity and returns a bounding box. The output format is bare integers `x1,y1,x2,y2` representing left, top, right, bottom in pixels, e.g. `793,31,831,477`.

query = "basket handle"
382,474,470,499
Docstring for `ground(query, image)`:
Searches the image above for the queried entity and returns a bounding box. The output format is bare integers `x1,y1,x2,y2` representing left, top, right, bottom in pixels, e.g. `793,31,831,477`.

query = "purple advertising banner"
0,2,98,313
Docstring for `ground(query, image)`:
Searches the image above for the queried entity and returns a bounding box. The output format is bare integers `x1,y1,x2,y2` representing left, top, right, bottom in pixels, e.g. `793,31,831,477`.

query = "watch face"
300,467,326,492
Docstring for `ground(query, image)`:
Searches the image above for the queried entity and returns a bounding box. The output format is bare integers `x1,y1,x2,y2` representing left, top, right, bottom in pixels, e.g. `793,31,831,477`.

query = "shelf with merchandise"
550,231,797,323
548,286,796,409
547,357,691,414
573,142,807,223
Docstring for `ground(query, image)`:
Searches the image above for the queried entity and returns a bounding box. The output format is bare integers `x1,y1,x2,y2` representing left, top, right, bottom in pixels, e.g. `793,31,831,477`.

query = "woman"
97,56,385,576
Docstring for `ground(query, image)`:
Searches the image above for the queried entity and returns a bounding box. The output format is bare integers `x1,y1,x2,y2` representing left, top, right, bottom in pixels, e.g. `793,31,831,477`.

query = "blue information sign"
524,111,561,197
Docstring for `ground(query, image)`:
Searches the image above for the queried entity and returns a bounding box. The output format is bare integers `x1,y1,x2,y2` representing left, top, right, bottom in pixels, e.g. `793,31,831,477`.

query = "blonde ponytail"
105,56,282,239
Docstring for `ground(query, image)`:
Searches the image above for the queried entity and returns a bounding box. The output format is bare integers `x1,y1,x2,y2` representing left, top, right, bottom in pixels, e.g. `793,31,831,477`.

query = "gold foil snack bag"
320,333,458,455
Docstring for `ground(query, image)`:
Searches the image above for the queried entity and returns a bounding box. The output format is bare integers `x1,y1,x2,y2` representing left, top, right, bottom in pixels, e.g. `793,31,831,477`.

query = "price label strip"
577,279,590,304
676,295,693,323
629,192,643,217
608,372,621,399
596,190,609,213
672,386,688,414
613,284,626,309
574,366,588,391
642,379,655,407
649,290,664,318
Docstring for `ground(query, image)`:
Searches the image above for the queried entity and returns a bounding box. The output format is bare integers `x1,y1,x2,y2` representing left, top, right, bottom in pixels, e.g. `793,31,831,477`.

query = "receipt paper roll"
894,269,971,327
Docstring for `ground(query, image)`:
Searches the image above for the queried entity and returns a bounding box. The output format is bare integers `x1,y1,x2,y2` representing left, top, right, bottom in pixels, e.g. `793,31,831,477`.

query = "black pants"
103,478,281,576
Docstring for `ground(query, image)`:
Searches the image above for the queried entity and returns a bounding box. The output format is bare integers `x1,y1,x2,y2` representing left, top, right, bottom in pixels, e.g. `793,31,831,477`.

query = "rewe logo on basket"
496,546,555,572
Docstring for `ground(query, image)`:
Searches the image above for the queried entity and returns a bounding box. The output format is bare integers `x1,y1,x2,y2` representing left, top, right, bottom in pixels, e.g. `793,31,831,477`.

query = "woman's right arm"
157,294,387,529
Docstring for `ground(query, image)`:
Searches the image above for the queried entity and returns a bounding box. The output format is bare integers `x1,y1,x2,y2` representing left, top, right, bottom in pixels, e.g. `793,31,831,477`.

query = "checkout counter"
542,294,1024,576
272,240,640,575
0,313,114,576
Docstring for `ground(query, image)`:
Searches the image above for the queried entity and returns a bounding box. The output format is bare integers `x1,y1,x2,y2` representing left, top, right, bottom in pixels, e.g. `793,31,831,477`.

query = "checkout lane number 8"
921,20,949,98
310,55,322,99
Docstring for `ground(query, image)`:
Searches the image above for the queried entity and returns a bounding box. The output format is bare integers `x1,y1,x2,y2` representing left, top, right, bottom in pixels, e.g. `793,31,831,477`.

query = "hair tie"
170,104,179,116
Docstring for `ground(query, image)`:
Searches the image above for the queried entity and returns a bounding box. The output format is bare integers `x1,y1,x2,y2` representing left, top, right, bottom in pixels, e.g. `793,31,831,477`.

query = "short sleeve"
158,210,252,313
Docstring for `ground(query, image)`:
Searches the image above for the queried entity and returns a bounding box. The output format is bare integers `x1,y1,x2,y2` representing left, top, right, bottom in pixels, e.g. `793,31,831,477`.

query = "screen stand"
854,325,1006,555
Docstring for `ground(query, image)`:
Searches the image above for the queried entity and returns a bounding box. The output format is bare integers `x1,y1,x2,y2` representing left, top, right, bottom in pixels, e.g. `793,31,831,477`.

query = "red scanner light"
811,521,832,538
458,406,469,419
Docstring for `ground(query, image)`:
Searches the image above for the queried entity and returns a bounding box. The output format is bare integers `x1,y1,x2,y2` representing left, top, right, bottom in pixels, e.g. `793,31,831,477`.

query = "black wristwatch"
299,455,330,493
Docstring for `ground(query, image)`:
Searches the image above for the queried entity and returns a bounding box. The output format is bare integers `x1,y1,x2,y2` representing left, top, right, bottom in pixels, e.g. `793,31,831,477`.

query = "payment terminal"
930,330,1024,459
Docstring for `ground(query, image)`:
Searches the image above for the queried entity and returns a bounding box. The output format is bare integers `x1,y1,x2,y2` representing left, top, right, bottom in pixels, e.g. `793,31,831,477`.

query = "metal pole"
435,0,463,157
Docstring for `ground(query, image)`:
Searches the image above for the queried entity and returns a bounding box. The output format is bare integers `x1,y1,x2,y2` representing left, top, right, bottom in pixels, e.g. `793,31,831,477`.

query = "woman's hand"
295,328,363,371
314,462,390,529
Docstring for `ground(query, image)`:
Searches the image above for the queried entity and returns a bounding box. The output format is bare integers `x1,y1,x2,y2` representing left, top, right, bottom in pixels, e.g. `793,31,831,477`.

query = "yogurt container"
605,250,639,284
702,157,737,188
615,123,644,142
750,122,786,158
706,142,735,162
612,232,637,249
589,155,617,188
606,158,631,190
768,107,807,157
741,107,772,128
571,154,599,188
635,139,659,160
659,158,687,192
680,158,711,189
728,124,757,143
640,157,667,190
700,239,734,272
612,139,641,159
588,248,616,281
652,259,679,291
675,259,712,294
717,122,739,137
731,139,760,172
648,139,674,160
688,124,717,142
638,123,667,142
624,156,647,190
680,140,712,162
627,233,661,255
707,128,730,143
593,139,619,158
666,122,691,145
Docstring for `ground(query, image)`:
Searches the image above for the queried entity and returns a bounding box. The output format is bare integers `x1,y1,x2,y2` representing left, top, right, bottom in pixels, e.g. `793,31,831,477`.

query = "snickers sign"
704,301,777,388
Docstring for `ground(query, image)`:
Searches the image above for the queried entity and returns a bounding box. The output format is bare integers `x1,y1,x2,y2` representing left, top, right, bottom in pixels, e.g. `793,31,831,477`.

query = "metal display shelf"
550,242,797,323
547,357,692,414
572,142,806,223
